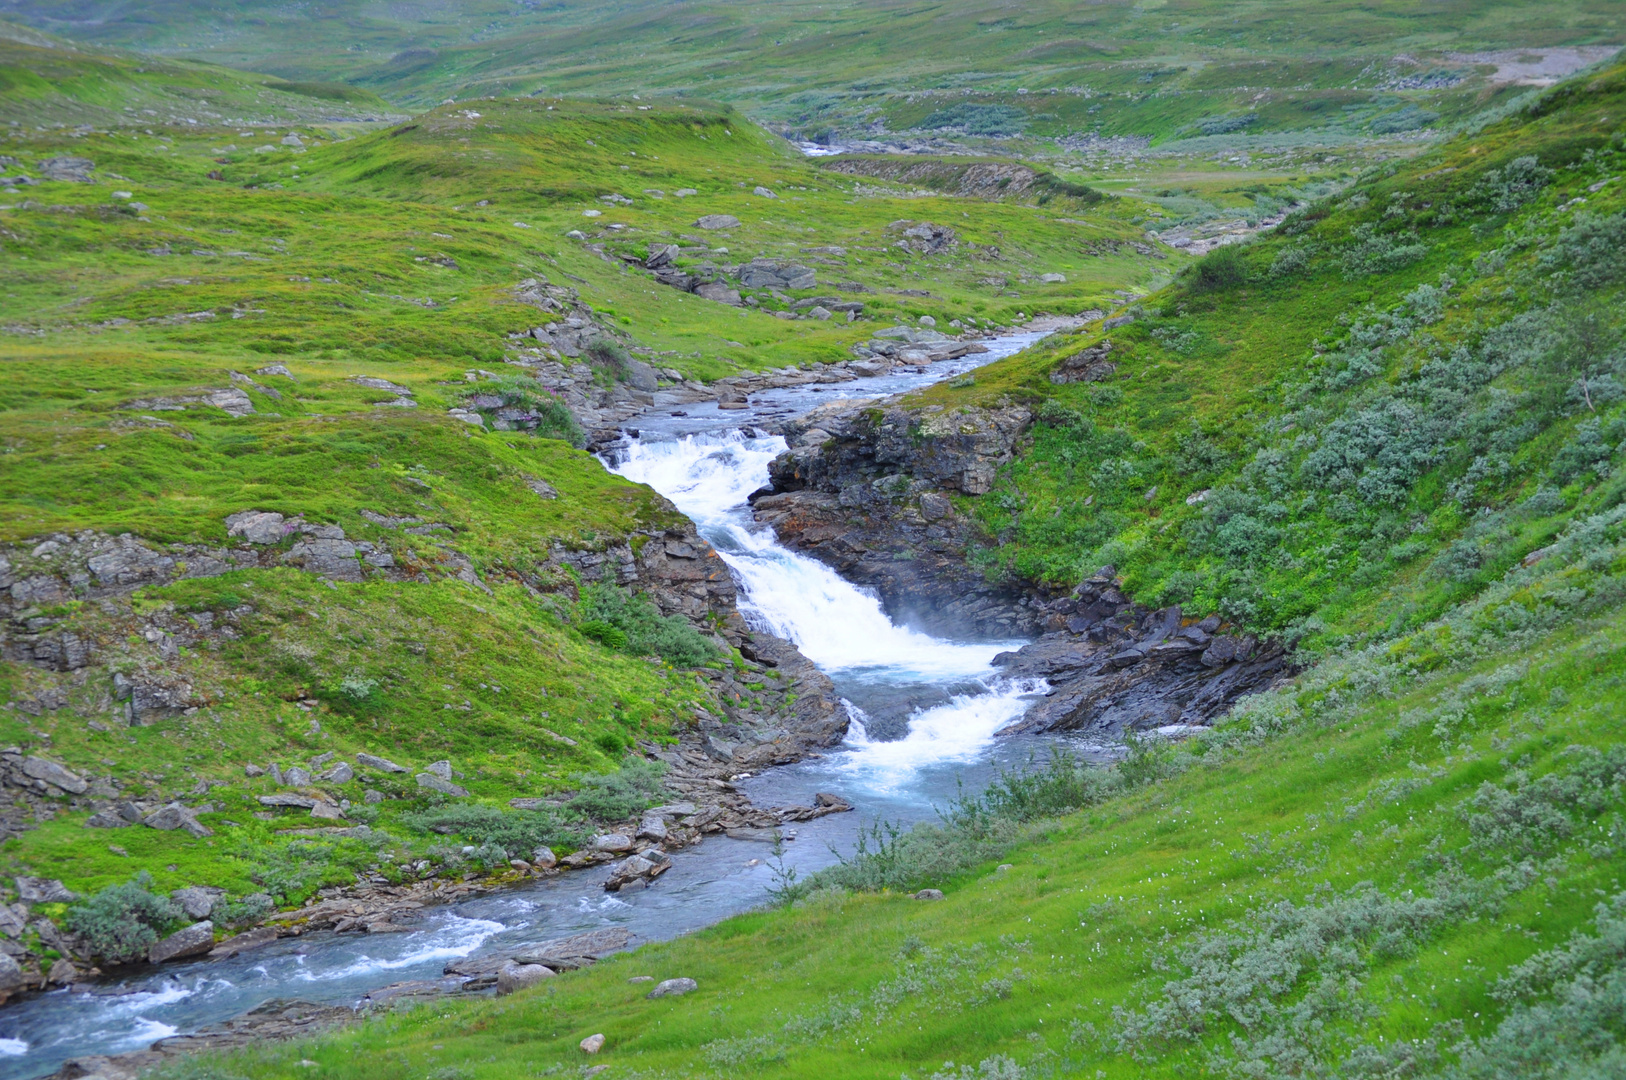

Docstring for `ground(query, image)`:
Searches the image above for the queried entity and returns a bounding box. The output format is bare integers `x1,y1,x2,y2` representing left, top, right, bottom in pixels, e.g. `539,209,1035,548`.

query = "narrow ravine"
3,332,1072,1080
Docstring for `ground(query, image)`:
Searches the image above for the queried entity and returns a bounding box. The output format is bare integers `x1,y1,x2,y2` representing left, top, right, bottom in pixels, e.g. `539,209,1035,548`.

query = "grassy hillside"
153,59,1626,1080
0,71,1174,973
2,1,1619,146
0,18,396,127
926,59,1626,657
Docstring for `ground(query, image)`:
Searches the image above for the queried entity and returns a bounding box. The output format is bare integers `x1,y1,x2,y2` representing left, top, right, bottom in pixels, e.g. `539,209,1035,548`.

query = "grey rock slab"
425,760,453,780
318,762,354,784
645,977,698,998
593,833,634,852
14,876,75,904
224,510,290,545
208,926,280,960
695,214,740,229
150,920,214,964
0,953,25,1000
694,280,742,305
415,773,469,797
283,767,312,787
356,752,408,774
141,803,213,838
171,886,226,920
913,888,945,900
22,756,87,794
496,962,555,994
258,793,318,809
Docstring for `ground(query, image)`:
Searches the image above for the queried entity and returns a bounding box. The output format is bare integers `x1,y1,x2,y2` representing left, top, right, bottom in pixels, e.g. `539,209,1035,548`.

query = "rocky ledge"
751,395,1044,639
995,569,1293,738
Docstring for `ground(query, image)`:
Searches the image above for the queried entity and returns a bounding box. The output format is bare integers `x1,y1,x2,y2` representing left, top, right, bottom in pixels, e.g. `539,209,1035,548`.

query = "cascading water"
608,429,1044,796
0,332,1066,1080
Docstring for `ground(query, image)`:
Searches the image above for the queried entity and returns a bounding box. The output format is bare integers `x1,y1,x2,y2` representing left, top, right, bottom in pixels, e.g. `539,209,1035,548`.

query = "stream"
2,330,1113,1080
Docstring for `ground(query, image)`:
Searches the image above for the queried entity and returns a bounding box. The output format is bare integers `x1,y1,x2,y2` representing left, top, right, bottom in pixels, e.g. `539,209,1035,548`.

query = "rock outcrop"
752,396,1044,638
996,570,1294,737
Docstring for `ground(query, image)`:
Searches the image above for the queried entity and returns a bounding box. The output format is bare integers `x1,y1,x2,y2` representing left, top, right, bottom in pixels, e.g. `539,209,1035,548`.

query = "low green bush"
565,756,669,821
576,583,720,668
64,872,183,963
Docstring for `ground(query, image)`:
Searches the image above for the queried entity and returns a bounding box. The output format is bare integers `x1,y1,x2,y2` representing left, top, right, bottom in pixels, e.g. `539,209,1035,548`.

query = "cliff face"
753,398,1046,639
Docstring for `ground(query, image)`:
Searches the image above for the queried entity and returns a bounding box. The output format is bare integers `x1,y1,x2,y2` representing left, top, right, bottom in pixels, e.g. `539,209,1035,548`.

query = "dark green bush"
576,583,720,668
566,756,669,820
460,377,585,447
919,103,1027,135
1187,244,1249,292
65,872,182,963
399,803,585,857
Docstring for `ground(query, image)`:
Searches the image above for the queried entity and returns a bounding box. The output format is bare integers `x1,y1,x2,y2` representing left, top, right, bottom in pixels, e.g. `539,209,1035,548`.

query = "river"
2,330,1109,1079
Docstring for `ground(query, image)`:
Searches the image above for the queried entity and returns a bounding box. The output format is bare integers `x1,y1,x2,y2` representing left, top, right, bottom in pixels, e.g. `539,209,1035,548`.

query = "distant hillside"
0,0,1619,147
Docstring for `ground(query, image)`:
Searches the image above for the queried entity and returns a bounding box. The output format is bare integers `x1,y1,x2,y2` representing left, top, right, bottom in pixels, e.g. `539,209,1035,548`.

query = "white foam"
0,1038,26,1056
290,915,504,981
116,1017,177,1050
836,679,1043,794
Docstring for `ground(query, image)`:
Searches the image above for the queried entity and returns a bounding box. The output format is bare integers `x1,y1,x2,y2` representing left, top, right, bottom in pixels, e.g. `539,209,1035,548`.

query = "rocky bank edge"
0,503,853,1002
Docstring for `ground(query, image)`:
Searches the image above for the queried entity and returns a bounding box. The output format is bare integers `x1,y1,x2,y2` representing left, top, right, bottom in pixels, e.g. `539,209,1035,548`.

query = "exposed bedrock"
752,396,1294,734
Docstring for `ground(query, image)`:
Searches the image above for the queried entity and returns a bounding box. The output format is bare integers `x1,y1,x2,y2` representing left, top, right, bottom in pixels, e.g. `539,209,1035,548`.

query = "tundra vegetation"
0,4,1622,1079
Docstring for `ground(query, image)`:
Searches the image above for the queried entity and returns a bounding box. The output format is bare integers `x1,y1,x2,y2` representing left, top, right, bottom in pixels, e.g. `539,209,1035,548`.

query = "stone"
244,764,266,778
258,793,317,809
225,510,289,545
47,956,79,984
531,845,557,869
918,315,936,327
645,977,698,998
636,815,668,842
425,760,454,780
1050,341,1116,385
919,493,952,522
593,833,634,852
1103,313,1136,329
309,801,347,821
171,886,226,920
807,306,832,320
913,888,944,901
280,133,304,147
694,280,742,305
22,756,88,794
624,359,660,393
150,921,215,964
0,953,25,1002
39,156,94,182
416,773,469,797
284,767,312,787
285,537,361,581
674,188,697,197
209,926,279,959
142,803,213,838
753,185,776,197
645,243,679,269
702,734,737,762
363,789,385,804
1039,272,1067,283
318,762,354,784
356,752,408,774
15,876,75,904
580,1033,605,1054
496,961,555,994
646,802,698,818
694,214,740,230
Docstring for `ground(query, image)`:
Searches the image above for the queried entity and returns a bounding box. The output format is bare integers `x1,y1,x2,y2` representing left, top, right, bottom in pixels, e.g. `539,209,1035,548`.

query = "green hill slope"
156,58,1626,1080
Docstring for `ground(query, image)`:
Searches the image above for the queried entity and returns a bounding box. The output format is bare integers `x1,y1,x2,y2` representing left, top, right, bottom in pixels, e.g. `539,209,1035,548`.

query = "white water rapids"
1,334,1077,1080
609,429,1042,795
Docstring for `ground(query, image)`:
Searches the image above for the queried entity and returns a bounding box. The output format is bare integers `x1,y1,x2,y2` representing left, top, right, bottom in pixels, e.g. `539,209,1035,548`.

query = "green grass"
153,492,1626,1079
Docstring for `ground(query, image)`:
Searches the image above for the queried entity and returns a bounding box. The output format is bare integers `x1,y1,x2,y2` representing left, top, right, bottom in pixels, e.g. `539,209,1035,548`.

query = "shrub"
1469,154,1553,214
399,803,584,856
1187,244,1249,292
1339,222,1428,279
460,377,585,447
65,872,182,963
576,583,720,668
1197,114,1256,136
1369,106,1439,133
566,756,669,821
919,103,1027,135
1541,211,1626,290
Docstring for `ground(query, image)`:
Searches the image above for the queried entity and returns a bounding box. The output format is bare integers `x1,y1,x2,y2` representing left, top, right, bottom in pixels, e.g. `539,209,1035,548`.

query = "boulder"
531,845,557,869
425,760,454,780
496,962,555,995
258,793,317,809
141,803,213,838
318,762,354,784
416,773,469,797
209,926,280,959
807,306,832,320
171,886,226,920
694,214,740,230
645,243,679,269
645,977,698,999
913,888,944,901
47,957,79,984
624,360,660,393
224,510,289,545
636,815,668,842
694,281,742,305
39,156,94,182
593,833,634,853
356,753,408,774
15,876,75,904
22,756,88,795
0,953,25,1003
580,1033,606,1054
150,920,215,964
283,767,312,787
